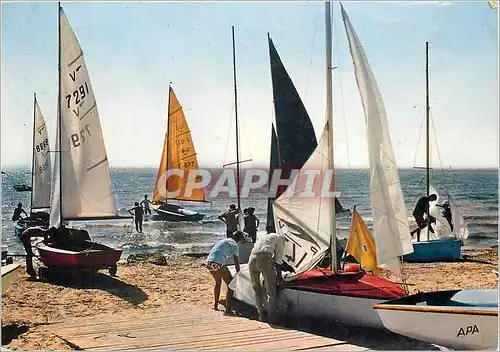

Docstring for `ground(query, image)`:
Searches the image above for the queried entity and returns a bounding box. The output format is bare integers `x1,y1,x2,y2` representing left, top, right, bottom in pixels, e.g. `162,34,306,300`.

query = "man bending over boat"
411,194,437,238
17,226,55,279
248,225,285,324
205,231,244,313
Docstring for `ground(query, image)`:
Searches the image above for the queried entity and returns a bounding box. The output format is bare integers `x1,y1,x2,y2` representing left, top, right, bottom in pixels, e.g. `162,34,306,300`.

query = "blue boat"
403,238,463,262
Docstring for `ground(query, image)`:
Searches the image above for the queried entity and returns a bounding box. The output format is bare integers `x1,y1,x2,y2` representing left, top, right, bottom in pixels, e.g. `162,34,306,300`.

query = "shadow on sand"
36,267,148,305
226,298,440,350
1,323,29,345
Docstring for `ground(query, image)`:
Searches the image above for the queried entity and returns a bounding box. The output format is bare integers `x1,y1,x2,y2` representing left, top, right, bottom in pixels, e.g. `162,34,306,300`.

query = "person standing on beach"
248,225,285,324
128,202,144,233
411,194,437,238
218,204,239,238
206,231,244,313
244,207,259,243
140,195,152,216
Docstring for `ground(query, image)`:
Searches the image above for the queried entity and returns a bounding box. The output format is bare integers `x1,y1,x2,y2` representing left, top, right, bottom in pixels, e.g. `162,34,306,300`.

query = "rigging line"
304,5,320,99
412,108,426,168
429,108,451,196
222,99,235,166
238,104,253,168
333,2,351,168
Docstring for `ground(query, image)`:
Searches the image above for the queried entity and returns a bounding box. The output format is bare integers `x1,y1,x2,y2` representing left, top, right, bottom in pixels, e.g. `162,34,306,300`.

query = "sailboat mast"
325,1,337,273
30,92,36,213
165,84,171,205
58,2,63,226
425,41,430,240
231,26,241,212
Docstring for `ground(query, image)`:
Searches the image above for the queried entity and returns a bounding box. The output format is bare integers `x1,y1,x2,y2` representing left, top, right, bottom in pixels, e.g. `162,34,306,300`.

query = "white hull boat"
2,263,22,294
229,264,404,329
374,289,499,350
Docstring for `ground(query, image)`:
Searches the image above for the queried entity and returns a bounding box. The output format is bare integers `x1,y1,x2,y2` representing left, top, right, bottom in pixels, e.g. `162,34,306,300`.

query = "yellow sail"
345,207,382,275
153,87,206,203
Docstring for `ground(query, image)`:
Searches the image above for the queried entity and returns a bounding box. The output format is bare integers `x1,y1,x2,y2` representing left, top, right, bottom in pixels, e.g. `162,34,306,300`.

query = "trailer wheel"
108,265,117,277
37,267,47,282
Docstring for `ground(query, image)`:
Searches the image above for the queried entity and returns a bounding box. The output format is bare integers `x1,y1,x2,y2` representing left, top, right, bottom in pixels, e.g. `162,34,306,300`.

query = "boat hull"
374,290,498,350
151,204,205,222
36,241,122,271
403,238,462,262
2,263,22,294
228,265,405,329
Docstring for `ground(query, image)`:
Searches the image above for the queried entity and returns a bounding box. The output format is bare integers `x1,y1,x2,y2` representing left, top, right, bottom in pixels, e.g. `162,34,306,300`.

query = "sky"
1,1,498,169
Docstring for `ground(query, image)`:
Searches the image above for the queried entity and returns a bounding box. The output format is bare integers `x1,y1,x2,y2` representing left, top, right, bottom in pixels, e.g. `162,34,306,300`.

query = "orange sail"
153,87,206,203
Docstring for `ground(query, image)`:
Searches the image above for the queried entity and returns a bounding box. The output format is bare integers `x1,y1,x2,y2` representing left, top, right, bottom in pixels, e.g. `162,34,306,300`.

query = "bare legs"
209,266,234,313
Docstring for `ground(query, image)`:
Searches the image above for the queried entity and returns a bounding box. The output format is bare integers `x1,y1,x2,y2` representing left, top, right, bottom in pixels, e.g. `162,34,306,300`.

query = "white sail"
428,186,469,241
341,5,413,275
32,98,51,209
50,7,118,227
273,123,332,280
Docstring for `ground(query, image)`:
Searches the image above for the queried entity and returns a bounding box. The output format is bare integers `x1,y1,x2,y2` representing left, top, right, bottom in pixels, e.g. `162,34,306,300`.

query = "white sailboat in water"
35,4,124,277
229,2,414,329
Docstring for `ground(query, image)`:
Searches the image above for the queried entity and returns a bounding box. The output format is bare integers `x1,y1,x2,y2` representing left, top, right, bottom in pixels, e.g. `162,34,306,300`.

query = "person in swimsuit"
128,202,144,233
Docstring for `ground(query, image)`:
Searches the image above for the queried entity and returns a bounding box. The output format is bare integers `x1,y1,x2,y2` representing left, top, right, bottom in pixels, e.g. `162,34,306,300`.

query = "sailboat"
35,4,124,276
14,93,52,237
403,42,466,262
266,35,348,232
150,86,207,222
229,2,413,329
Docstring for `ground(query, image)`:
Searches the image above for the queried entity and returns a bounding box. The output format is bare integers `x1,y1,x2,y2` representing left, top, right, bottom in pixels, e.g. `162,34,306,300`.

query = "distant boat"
13,184,32,192
374,289,498,350
35,4,124,277
150,86,207,222
15,93,52,237
404,42,466,262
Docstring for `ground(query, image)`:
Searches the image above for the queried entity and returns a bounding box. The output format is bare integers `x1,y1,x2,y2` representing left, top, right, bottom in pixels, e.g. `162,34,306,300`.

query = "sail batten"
153,87,206,203
31,97,52,210
50,7,118,228
341,4,413,274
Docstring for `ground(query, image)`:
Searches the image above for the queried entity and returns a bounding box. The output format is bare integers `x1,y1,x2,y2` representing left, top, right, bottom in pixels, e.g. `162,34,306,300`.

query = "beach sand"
2,248,498,350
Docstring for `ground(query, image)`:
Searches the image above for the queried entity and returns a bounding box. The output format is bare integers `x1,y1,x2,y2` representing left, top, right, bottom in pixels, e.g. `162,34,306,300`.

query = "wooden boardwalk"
50,307,369,350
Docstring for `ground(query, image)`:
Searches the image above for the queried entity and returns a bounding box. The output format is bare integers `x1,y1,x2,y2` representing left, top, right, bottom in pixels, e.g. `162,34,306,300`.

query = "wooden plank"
50,307,359,351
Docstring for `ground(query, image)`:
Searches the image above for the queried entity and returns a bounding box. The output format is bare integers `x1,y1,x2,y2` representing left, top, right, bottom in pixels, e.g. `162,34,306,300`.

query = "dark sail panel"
267,35,347,223
266,124,280,229
268,35,317,176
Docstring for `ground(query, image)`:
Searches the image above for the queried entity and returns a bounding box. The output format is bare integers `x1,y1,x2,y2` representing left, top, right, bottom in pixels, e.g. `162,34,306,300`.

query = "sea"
1,167,498,258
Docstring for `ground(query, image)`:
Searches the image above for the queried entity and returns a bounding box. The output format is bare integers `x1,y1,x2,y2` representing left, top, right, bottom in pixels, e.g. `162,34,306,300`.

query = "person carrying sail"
128,202,144,233
12,203,28,222
205,231,244,313
218,204,239,238
248,225,285,324
411,194,437,237
140,195,153,216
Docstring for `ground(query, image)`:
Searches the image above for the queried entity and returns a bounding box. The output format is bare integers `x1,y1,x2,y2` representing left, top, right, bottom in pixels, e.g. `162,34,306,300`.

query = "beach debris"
126,252,168,266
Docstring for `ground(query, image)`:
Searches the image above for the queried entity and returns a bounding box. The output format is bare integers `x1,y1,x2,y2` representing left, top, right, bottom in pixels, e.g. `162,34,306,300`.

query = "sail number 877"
65,82,90,108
